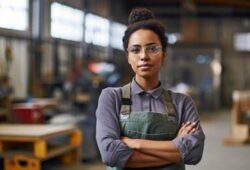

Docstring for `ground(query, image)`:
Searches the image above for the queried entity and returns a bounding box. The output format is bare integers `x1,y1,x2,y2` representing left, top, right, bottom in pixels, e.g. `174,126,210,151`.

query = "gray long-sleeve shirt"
96,79,205,168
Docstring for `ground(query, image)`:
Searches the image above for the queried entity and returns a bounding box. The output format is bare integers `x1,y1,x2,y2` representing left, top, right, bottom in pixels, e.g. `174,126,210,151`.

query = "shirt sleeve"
95,88,134,168
172,95,205,165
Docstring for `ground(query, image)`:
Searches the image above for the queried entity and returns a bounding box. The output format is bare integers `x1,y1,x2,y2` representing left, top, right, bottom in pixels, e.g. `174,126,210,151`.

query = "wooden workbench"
0,124,82,170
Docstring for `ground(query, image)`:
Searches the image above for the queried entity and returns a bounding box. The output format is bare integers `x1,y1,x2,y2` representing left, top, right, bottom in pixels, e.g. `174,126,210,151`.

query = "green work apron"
107,84,185,170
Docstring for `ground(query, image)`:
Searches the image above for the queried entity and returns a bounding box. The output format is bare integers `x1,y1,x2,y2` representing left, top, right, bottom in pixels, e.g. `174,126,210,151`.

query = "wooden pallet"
0,124,82,170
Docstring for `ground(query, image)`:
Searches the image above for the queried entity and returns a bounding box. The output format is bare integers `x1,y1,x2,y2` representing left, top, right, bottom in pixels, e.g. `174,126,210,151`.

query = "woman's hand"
177,121,196,137
121,136,140,149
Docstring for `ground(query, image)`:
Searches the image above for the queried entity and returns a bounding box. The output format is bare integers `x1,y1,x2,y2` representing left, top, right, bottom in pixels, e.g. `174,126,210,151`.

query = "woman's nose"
139,49,149,61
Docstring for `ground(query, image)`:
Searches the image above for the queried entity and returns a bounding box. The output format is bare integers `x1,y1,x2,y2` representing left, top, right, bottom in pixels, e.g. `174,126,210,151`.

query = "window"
234,33,250,51
85,13,110,47
51,2,84,41
111,22,126,50
0,0,28,31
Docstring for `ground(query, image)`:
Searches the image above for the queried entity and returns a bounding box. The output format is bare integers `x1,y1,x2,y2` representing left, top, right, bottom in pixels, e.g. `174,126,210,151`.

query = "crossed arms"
123,122,197,168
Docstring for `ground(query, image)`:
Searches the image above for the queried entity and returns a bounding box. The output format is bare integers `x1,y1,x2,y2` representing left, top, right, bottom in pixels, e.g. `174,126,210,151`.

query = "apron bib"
107,84,185,170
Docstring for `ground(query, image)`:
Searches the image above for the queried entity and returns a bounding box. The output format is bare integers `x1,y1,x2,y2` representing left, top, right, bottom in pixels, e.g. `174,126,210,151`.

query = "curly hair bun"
128,8,155,25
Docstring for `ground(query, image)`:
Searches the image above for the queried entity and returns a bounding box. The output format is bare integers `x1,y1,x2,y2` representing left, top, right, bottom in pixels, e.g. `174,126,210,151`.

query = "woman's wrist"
134,139,141,149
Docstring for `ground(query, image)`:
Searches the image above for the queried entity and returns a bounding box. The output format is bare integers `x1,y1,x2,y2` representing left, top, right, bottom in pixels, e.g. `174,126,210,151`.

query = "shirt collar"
131,78,164,99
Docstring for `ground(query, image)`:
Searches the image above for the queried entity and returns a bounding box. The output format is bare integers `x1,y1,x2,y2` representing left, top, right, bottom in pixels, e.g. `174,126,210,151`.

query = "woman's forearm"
136,139,178,151
125,150,172,168
135,139,181,162
122,138,181,162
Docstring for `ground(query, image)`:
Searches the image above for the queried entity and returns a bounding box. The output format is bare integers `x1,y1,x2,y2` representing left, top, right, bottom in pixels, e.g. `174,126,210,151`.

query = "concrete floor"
186,110,250,170
53,109,250,170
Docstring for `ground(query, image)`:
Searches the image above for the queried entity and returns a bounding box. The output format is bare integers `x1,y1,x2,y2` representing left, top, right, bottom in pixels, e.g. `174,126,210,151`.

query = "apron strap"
120,83,131,114
163,90,176,117
120,84,177,117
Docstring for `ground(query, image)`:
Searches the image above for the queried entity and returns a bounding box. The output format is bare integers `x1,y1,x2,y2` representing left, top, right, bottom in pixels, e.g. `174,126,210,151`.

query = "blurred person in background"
96,8,205,170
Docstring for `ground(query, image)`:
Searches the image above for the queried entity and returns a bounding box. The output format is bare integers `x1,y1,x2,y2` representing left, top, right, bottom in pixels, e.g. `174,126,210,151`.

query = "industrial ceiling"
125,0,250,18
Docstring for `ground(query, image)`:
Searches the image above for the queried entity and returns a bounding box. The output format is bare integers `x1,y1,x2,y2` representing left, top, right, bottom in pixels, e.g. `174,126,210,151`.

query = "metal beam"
193,0,250,9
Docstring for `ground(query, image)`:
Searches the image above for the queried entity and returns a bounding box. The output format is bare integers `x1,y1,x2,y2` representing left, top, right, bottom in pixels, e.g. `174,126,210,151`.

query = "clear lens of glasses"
127,44,162,55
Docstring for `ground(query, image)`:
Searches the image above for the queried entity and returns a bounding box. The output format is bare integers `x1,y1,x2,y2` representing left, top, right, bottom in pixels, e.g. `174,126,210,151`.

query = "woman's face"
127,29,165,79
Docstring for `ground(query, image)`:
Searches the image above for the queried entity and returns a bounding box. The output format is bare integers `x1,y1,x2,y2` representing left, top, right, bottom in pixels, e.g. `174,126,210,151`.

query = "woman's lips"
138,64,152,69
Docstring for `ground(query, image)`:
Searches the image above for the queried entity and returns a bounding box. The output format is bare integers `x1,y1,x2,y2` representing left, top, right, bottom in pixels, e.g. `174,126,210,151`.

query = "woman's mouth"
138,64,152,69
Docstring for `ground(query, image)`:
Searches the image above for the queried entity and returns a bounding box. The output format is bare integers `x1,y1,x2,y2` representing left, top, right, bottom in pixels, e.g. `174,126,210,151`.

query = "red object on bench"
11,104,44,124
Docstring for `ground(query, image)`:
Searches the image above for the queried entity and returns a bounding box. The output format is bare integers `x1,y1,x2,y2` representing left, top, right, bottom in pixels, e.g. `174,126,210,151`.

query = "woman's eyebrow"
130,42,157,47
145,42,157,46
130,44,141,47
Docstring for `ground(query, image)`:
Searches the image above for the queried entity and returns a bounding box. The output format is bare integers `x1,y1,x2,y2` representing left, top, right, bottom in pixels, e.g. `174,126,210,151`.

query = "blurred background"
0,0,250,170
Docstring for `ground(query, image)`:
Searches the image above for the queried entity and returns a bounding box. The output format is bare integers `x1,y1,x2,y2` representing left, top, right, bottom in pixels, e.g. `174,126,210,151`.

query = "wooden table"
0,124,82,170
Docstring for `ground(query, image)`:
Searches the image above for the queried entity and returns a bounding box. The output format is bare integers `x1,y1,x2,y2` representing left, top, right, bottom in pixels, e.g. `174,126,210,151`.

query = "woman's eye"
148,46,157,53
130,48,141,54
148,47,155,52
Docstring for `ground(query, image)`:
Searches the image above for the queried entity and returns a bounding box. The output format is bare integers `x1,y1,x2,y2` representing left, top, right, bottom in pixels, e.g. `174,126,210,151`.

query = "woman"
96,8,205,170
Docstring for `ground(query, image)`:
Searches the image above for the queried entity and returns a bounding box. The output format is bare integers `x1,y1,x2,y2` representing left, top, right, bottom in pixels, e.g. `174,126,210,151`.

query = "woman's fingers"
179,122,189,132
179,122,192,132
178,122,197,137
191,127,196,133
185,122,196,133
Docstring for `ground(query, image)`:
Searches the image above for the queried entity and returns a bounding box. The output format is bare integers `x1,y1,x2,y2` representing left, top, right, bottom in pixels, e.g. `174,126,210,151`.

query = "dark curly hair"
122,8,168,52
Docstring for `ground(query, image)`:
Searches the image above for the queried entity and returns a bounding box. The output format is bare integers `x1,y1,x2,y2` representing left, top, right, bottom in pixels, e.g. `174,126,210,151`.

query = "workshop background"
0,0,250,170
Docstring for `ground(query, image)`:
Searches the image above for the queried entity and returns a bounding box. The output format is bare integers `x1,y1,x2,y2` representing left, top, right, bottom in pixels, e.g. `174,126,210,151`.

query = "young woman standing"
96,8,205,170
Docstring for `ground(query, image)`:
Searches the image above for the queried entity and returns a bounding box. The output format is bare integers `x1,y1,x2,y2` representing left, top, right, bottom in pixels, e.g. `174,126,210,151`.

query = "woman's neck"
135,75,160,91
